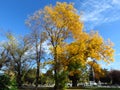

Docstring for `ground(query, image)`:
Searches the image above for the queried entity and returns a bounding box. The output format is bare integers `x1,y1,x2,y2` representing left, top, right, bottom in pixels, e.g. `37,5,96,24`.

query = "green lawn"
67,88,120,90
19,87,120,90
68,87,120,90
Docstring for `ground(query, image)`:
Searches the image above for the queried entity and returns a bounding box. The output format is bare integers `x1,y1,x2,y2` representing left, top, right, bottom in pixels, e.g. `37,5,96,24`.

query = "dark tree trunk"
54,65,59,90
17,72,22,87
17,63,22,87
35,41,42,88
36,62,40,87
89,67,95,81
54,47,59,90
72,79,77,87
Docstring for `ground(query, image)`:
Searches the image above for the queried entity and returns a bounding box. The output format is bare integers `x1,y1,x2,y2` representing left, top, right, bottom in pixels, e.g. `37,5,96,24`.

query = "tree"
109,70,120,85
26,2,83,89
44,69,54,85
99,69,111,84
44,2,83,89
88,60,104,82
26,2,114,89
4,33,32,87
24,68,36,85
68,60,85,87
0,43,10,70
62,31,114,86
26,13,47,87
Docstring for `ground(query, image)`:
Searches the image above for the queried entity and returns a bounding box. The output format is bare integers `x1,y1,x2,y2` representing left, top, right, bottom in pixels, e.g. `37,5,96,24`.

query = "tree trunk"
17,63,22,87
72,79,77,87
35,53,39,87
36,62,40,87
54,64,59,90
18,72,22,87
54,47,59,90
35,40,41,88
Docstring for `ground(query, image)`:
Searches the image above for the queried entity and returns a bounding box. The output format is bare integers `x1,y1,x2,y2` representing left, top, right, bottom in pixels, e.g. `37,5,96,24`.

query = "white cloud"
75,0,120,30
42,40,51,54
112,0,120,5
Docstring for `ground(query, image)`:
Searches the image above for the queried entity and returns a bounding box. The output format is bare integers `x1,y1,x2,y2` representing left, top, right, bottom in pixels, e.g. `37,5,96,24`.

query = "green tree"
0,43,10,69
4,33,32,87
24,68,36,85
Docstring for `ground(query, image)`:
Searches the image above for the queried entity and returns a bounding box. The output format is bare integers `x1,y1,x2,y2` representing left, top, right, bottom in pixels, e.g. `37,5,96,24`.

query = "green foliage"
0,74,11,90
10,78,17,90
57,71,68,89
0,74,17,90
24,68,36,84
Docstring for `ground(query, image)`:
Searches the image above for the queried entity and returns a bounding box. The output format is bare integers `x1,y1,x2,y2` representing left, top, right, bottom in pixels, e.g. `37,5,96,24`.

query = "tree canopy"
0,2,115,90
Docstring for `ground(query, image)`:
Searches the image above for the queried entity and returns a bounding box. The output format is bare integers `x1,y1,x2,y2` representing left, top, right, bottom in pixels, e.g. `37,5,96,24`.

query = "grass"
18,85,120,90
19,87,120,90
19,87,53,90
67,88,120,90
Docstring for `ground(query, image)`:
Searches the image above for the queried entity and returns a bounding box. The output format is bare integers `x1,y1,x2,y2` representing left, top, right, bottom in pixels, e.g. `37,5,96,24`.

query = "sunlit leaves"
25,2,114,88
44,2,83,39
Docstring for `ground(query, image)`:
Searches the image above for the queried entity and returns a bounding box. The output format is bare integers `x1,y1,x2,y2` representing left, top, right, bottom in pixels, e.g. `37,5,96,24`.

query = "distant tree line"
94,69,120,85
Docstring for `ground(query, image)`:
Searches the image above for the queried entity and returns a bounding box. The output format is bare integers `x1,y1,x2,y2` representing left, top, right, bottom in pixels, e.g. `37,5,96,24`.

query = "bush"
57,71,68,89
0,74,17,90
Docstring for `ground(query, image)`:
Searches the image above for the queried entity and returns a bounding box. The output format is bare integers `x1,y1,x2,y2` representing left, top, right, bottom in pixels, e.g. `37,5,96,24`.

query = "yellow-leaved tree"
43,2,83,89
60,31,114,87
26,2,83,89
26,2,114,89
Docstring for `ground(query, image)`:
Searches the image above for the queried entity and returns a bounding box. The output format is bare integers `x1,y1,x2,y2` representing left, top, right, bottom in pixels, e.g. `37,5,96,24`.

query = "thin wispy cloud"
115,53,120,56
75,0,120,30
42,40,51,54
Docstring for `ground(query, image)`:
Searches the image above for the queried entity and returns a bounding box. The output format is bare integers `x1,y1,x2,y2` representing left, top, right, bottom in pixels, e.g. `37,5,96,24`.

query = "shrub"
0,74,17,90
57,71,68,90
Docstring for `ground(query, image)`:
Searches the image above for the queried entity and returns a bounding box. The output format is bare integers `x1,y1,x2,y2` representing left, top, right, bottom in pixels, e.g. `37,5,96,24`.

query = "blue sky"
0,0,120,70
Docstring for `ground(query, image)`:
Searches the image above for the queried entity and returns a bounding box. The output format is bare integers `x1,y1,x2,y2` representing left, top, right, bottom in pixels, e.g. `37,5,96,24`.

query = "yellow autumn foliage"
69,70,81,76
44,2,83,39
26,2,114,84
88,61,105,79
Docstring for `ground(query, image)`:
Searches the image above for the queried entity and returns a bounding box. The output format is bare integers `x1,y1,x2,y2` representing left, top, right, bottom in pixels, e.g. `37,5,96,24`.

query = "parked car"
89,81,97,86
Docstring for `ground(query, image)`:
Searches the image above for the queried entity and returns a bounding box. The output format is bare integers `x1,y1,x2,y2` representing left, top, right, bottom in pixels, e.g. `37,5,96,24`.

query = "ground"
19,87,120,90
